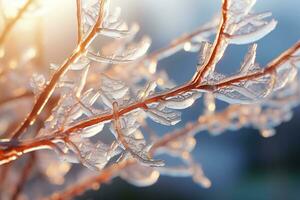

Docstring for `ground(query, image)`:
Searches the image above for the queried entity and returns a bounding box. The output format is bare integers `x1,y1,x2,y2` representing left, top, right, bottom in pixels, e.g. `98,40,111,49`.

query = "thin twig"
11,0,108,139
146,25,216,62
2,1,300,164
192,0,229,84
76,0,82,45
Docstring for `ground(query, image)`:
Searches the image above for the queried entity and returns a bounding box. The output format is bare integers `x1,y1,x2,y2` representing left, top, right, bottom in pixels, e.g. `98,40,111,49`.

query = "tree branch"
2,0,299,165
10,0,108,139
76,0,82,45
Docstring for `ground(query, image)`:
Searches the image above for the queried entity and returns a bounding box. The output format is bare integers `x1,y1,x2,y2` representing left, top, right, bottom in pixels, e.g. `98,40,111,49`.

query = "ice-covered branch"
10,0,109,139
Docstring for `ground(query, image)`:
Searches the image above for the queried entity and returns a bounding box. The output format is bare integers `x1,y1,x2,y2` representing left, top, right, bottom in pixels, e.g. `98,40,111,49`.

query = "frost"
80,122,105,138
240,44,257,73
214,73,275,104
101,74,129,99
87,37,151,64
229,0,256,14
69,89,100,119
122,134,164,167
67,137,115,171
99,74,129,108
137,81,157,100
147,105,181,126
99,28,131,38
98,7,135,38
162,90,202,110
227,19,277,45
225,2,277,45
198,41,213,67
273,62,298,90
30,73,46,95
3,0,300,197
50,59,90,71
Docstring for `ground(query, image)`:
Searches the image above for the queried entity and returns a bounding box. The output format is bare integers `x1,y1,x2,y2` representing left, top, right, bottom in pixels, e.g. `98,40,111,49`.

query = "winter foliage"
0,0,300,199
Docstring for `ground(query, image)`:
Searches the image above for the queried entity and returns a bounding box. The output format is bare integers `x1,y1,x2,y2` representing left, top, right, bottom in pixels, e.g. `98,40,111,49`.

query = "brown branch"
76,0,82,45
192,0,229,84
0,138,57,165
201,40,300,90
11,0,108,139
44,112,214,200
1,37,298,165
2,0,298,165
0,0,34,45
19,89,300,200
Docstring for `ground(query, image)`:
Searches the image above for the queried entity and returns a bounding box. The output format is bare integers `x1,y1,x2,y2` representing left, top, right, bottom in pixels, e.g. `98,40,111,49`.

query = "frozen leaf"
98,7,135,38
50,59,89,71
113,115,163,167
123,134,164,167
68,138,114,171
80,122,105,138
240,44,257,73
147,106,181,126
30,73,46,95
137,81,157,100
101,74,129,99
110,110,143,138
214,72,275,104
227,19,277,45
162,90,202,110
273,62,297,90
69,89,100,119
198,41,213,67
99,28,131,38
82,0,110,33
99,75,129,108
228,0,256,17
87,37,151,64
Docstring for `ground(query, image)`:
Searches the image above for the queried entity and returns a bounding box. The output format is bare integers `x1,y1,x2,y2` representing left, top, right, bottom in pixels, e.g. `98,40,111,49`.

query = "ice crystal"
1,0,300,199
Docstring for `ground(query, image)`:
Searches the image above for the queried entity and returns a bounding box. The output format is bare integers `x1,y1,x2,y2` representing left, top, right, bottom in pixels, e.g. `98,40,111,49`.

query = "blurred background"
3,0,300,199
